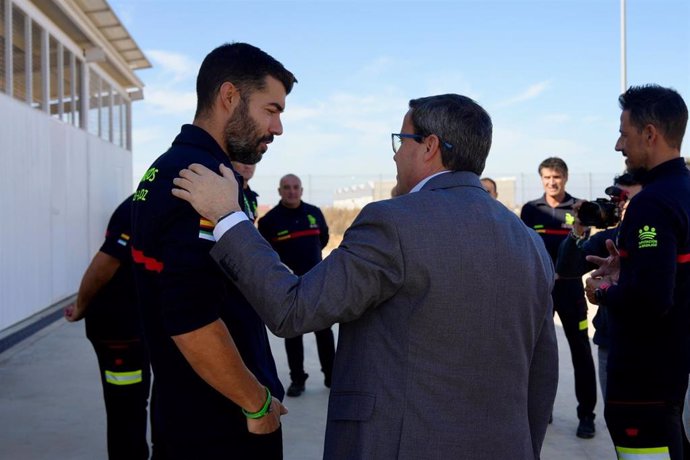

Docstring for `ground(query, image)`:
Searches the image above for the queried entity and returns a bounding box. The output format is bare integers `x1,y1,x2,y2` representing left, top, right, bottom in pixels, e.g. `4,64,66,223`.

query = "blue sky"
109,0,689,204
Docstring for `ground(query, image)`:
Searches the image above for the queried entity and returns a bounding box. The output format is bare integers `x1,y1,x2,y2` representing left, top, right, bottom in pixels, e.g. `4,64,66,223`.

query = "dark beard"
224,96,273,165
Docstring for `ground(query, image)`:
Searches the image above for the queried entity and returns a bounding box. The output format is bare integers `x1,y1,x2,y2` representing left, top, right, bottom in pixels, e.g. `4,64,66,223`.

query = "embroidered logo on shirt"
565,212,575,226
140,167,158,183
638,225,657,249
199,218,215,242
307,214,317,227
134,167,158,202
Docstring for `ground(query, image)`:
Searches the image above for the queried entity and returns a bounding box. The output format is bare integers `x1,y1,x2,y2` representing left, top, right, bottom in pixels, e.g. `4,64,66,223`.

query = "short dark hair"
408,94,492,175
195,42,297,119
619,84,688,150
613,172,640,186
538,157,568,177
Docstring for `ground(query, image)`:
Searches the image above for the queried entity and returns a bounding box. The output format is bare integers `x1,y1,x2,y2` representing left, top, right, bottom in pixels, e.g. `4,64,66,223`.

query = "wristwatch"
594,282,610,304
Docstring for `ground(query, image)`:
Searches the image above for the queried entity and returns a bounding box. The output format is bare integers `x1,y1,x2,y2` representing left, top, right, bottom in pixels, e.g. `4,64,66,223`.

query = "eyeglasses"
391,133,454,154
391,133,423,154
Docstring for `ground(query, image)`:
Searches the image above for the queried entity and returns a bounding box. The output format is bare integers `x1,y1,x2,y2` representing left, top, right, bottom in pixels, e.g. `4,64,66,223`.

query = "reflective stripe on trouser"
605,399,683,460
616,446,670,459
105,369,143,385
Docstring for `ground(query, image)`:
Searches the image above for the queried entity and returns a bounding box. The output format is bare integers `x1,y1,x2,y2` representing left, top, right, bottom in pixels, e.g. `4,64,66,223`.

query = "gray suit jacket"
212,171,558,460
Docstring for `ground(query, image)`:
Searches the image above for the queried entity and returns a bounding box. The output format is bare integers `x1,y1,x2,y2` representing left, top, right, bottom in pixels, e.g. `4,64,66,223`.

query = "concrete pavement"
0,309,615,459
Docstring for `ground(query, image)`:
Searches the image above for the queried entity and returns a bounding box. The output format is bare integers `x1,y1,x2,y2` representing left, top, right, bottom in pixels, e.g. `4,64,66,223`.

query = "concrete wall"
0,93,131,331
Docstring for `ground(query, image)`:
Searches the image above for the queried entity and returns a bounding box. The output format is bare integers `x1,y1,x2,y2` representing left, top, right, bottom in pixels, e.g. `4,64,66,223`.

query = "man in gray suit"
172,94,559,459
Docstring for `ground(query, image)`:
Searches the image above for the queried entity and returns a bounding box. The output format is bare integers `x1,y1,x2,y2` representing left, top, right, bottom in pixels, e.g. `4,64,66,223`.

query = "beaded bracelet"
242,387,272,419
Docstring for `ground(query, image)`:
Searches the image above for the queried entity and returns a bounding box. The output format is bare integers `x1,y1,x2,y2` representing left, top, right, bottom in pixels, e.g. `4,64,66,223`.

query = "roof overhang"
31,0,150,92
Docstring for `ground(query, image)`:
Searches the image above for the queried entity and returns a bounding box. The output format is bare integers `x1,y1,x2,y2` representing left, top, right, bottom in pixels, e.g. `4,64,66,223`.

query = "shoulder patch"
638,225,657,249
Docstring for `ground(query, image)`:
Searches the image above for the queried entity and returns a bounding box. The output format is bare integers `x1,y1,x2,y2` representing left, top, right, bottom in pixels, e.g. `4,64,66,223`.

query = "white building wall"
0,93,131,331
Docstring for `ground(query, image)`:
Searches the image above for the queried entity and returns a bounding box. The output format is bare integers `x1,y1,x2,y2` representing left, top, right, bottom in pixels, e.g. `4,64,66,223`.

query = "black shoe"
576,415,596,439
286,381,305,397
286,373,308,397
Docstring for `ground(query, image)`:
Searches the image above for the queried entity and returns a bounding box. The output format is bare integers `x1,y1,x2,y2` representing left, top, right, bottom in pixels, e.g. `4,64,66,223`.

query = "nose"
270,115,283,136
614,137,623,152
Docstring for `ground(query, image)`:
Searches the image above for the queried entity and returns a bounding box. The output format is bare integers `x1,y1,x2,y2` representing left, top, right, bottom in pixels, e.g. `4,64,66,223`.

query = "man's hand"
584,239,620,304
64,302,86,322
586,239,620,280
246,398,288,434
172,163,241,225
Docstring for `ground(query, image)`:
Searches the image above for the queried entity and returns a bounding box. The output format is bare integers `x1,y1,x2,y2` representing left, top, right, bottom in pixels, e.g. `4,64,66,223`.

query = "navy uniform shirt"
258,201,329,275
130,124,283,443
521,192,584,304
85,195,142,341
597,158,690,401
520,192,579,264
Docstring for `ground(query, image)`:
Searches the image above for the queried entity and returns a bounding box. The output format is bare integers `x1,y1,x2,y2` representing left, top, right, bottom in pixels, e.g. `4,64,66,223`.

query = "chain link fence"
249,171,623,214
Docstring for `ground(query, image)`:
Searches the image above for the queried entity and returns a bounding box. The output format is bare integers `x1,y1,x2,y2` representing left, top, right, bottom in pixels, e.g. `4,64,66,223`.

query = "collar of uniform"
279,201,303,212
640,157,687,186
172,124,230,166
172,124,247,216
246,185,259,198
533,192,576,208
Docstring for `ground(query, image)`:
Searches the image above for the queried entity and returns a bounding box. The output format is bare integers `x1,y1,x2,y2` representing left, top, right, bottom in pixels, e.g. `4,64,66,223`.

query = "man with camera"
521,157,598,439
585,84,689,459
556,173,641,398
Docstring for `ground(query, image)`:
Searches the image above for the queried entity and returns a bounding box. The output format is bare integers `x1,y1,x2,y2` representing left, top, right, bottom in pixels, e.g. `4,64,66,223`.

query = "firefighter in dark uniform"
258,174,335,397
130,43,295,458
586,85,690,459
521,157,598,439
65,195,151,460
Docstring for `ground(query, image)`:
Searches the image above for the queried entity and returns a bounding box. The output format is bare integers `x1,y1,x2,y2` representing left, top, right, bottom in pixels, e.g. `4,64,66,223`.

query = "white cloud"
499,81,551,106
284,105,324,122
145,50,198,83
143,87,197,115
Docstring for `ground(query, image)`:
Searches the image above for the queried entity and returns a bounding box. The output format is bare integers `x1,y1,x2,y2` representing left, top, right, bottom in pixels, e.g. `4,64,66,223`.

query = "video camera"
577,185,630,229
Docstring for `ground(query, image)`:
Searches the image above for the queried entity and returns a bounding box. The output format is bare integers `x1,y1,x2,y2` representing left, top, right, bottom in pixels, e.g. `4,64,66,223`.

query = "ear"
219,81,240,113
422,134,442,163
643,124,658,145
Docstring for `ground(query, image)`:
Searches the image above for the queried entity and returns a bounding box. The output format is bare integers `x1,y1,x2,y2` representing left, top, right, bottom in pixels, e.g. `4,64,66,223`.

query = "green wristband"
242,387,272,419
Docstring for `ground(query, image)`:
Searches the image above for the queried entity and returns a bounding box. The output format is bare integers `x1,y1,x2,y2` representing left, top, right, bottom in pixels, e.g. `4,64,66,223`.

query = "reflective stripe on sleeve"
105,369,143,386
615,446,670,459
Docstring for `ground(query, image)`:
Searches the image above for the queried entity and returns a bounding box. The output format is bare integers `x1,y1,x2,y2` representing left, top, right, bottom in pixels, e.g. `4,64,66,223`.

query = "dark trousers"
91,338,151,460
285,327,335,384
152,418,283,459
553,281,597,420
606,400,683,459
